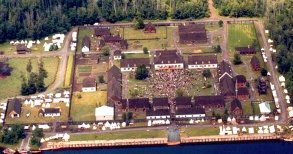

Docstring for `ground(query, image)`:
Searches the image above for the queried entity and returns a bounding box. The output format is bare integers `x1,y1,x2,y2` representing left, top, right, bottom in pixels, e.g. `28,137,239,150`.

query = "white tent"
284,89,289,94
242,127,247,132
259,102,271,114
279,75,285,82
148,120,152,127
189,119,194,124
104,121,111,128
166,119,170,124
82,46,90,53
63,133,70,141
286,95,290,100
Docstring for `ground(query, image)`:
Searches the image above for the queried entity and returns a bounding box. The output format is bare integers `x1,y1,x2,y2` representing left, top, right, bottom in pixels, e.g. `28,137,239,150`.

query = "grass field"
69,130,167,141
71,91,107,121
180,127,219,137
124,53,150,59
252,103,260,115
228,23,258,57
77,28,94,53
78,65,92,73
119,27,168,40
0,57,59,100
5,103,68,124
123,26,176,50
242,101,253,115
64,54,74,87
0,38,52,55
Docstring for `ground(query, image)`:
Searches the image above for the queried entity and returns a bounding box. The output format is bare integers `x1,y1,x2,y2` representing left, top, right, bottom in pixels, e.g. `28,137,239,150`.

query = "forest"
213,0,266,17
0,0,208,43
266,1,293,99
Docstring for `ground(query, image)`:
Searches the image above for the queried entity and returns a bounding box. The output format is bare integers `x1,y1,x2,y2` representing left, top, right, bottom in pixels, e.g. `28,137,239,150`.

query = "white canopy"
279,75,285,82
284,89,289,94
286,95,290,100
259,102,271,114
95,106,114,117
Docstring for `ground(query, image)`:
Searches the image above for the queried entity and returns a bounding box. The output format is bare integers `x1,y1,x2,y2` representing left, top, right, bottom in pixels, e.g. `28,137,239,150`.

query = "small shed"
144,22,156,33
259,102,271,114
250,55,260,71
7,98,22,118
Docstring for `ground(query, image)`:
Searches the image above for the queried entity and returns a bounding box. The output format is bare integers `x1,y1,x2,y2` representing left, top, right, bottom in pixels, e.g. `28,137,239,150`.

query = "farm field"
64,54,74,87
0,57,59,100
70,91,107,121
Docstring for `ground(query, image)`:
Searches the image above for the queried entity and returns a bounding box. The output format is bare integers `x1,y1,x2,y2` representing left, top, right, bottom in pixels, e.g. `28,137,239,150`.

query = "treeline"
213,0,266,17
267,1,293,99
0,0,208,43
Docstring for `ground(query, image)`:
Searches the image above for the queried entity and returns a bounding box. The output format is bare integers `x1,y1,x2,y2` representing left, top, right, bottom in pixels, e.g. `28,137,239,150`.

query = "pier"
181,134,281,143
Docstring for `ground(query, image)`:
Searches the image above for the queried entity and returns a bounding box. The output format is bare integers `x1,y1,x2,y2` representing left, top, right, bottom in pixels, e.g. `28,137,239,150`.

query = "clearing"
70,91,107,121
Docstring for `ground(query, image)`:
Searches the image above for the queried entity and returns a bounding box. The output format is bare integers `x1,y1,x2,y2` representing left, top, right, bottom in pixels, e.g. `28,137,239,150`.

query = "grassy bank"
69,130,167,141
180,127,219,137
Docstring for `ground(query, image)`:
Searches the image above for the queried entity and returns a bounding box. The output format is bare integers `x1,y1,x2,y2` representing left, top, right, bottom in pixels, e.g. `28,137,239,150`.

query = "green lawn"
120,27,168,40
70,91,107,121
180,127,219,137
242,101,253,115
69,130,167,141
228,23,258,58
0,57,59,100
77,28,94,53
124,53,150,59
64,54,74,87
252,103,260,115
0,142,21,151
124,26,176,50
78,65,92,73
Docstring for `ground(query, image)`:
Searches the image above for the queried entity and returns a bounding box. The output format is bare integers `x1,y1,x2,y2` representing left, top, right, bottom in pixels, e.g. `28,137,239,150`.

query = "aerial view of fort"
0,0,292,153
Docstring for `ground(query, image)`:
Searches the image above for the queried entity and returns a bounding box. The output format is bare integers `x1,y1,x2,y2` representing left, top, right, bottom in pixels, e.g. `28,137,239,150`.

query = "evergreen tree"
134,18,145,30
26,59,32,73
38,59,48,78
135,65,149,80
233,53,242,65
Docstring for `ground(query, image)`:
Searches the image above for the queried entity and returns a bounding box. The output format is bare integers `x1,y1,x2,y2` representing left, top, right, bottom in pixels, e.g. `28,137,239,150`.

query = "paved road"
255,21,287,123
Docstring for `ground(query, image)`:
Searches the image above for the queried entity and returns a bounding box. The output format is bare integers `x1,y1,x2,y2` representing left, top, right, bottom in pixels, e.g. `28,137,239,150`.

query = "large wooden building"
178,24,208,44
107,65,122,107
120,58,150,72
187,54,218,69
154,49,184,70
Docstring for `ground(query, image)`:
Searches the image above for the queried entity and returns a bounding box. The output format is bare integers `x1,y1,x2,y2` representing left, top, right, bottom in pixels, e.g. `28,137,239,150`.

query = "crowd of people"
149,69,197,98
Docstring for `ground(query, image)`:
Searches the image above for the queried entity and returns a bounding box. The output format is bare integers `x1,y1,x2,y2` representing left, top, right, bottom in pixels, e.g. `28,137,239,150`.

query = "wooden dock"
181,134,281,143
41,138,168,150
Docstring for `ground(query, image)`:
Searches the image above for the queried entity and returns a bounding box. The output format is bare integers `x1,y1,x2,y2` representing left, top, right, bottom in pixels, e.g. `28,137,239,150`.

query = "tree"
218,20,223,27
121,53,126,59
213,45,222,53
176,88,185,97
20,74,29,95
134,17,145,30
26,59,32,73
222,108,229,124
3,124,25,144
31,128,44,148
233,53,242,65
36,75,46,92
38,60,48,78
261,68,268,76
143,47,149,54
129,89,139,97
202,69,212,78
135,65,149,80
101,46,110,56
28,72,38,94
98,75,105,83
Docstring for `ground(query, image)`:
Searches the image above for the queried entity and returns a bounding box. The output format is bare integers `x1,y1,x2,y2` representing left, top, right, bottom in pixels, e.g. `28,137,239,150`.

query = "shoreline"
2,134,292,153
38,134,284,152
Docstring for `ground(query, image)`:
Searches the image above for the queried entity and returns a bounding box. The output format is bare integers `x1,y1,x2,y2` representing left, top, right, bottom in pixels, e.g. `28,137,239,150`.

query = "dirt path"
208,0,219,19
